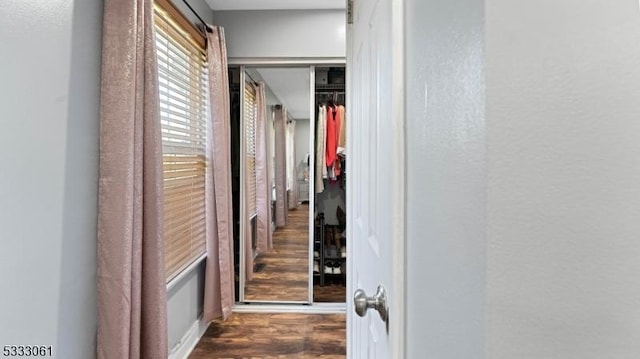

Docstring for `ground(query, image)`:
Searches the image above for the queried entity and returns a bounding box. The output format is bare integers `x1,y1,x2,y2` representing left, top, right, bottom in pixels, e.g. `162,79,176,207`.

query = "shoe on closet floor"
324,265,333,274
333,264,342,275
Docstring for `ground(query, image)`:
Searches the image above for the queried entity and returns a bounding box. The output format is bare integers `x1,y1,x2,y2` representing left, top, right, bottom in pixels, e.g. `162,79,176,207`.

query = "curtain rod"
182,0,212,33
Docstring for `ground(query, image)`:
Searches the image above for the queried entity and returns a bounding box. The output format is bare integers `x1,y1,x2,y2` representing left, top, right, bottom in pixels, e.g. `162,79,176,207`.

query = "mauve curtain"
203,26,235,322
255,82,273,252
274,105,288,227
97,0,168,358
288,120,299,209
244,142,254,281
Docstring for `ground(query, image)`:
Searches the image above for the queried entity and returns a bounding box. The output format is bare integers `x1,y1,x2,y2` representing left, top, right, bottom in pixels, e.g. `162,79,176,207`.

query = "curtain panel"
97,0,168,358
274,105,288,227
287,120,299,209
203,26,235,322
255,82,273,252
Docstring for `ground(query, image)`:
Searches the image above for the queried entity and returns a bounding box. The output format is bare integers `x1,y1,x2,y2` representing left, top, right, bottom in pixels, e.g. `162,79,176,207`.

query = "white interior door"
347,0,402,357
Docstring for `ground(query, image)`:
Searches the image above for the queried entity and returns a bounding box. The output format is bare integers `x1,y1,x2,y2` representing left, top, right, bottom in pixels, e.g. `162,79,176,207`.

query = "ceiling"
254,68,310,119
205,0,345,11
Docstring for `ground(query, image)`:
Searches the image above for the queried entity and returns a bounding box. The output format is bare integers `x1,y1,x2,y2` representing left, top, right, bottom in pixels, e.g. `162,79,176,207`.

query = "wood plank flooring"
189,313,346,358
313,282,346,303
243,203,347,303
245,205,310,302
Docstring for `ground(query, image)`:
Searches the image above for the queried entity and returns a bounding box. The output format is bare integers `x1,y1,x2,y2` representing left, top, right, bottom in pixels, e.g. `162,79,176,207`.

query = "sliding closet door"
239,66,312,304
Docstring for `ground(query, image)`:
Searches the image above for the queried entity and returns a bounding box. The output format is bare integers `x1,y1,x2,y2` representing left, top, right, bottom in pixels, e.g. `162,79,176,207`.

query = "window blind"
244,82,258,218
154,4,208,282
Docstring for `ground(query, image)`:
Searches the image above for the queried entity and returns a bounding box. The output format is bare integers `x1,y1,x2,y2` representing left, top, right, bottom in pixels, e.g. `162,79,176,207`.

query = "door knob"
354,285,388,323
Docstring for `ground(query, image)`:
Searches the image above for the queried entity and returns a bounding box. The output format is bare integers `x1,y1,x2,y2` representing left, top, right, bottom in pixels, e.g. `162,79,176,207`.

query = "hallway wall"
406,0,640,358
0,1,103,358
485,1,640,358
211,10,346,59
405,0,486,357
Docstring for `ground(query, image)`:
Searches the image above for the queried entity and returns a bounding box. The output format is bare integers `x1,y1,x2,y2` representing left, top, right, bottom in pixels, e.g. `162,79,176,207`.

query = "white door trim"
389,0,406,357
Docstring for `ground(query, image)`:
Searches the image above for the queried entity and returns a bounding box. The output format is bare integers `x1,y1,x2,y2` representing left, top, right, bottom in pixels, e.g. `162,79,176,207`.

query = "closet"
313,66,347,302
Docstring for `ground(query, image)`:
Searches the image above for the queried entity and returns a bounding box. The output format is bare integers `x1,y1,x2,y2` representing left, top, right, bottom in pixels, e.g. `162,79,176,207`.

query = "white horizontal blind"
154,5,209,282
244,82,258,218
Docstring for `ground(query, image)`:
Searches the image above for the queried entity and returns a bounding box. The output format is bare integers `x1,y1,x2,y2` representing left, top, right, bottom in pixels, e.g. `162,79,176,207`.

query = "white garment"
315,105,326,193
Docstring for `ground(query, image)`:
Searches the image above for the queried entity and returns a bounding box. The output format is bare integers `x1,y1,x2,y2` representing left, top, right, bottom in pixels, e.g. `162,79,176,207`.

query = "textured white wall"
486,1,640,357
211,10,346,59
405,0,486,357
0,1,102,357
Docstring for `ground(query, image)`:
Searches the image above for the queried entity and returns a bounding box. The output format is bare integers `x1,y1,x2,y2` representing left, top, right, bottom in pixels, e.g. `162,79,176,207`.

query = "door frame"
345,0,406,356
233,58,351,310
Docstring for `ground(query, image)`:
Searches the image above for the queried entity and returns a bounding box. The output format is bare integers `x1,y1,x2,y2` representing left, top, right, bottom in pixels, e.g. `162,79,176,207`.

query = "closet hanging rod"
182,0,213,34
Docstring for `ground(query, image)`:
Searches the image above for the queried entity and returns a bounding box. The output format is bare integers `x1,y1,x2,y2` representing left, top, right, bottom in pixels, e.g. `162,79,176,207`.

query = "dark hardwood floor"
245,204,310,301
313,282,346,303
243,203,347,303
189,313,346,358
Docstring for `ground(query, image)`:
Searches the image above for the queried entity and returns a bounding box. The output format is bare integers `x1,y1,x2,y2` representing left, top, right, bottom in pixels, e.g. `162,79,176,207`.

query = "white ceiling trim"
205,0,346,11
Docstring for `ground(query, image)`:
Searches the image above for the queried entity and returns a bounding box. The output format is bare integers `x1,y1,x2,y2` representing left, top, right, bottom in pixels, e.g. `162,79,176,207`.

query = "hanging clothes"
315,105,326,193
321,107,328,181
326,105,342,180
333,106,343,177
337,105,346,156
325,105,340,167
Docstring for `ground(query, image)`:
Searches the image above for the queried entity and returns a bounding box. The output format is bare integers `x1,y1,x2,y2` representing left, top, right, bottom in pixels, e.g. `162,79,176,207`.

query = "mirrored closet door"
233,66,313,303
229,64,347,304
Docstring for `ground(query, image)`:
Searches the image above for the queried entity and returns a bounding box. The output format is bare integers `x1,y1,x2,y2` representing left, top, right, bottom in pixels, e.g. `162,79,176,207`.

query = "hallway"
245,204,310,301
189,313,346,358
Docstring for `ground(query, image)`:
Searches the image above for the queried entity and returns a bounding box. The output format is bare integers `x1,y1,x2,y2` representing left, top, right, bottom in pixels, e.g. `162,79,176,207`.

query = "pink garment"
325,106,338,167
337,105,346,156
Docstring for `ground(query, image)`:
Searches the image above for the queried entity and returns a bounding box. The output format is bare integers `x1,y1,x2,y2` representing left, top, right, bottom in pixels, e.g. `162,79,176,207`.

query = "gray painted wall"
405,0,640,358
212,10,346,59
0,1,103,358
405,0,486,357
486,1,640,357
167,262,205,350
172,0,214,28
294,118,310,182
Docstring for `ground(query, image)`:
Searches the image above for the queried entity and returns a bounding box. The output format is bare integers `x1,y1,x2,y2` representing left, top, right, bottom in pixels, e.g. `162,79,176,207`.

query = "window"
244,82,258,218
154,3,209,282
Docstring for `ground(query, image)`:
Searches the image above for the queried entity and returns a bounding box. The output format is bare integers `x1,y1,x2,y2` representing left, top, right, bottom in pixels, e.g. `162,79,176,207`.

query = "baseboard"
169,317,209,359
